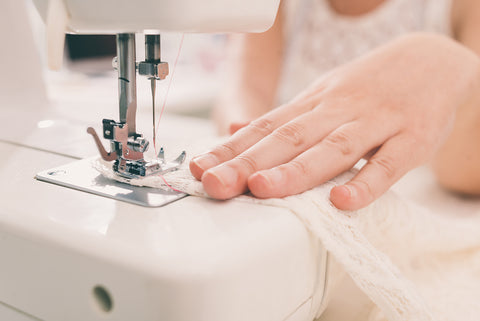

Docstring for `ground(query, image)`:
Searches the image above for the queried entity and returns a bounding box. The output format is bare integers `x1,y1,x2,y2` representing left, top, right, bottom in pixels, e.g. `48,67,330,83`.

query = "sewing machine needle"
151,78,156,148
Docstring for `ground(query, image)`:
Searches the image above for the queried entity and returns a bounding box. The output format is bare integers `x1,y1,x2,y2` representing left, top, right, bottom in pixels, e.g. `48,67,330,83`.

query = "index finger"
189,96,320,180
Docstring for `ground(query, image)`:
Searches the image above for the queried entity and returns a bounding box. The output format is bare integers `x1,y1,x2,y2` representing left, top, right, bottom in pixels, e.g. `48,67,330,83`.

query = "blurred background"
25,1,228,120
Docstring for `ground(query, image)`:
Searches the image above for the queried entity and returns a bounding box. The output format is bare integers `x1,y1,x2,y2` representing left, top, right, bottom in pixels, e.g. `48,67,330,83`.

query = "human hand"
190,33,479,210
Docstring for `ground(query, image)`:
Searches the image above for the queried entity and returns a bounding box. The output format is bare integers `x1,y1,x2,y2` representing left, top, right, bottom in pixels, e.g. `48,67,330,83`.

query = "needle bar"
151,77,156,148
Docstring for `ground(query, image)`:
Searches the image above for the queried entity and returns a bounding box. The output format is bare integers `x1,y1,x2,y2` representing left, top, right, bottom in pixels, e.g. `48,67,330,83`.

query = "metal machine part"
88,33,184,179
138,35,169,80
116,33,137,134
138,35,169,147
35,157,187,207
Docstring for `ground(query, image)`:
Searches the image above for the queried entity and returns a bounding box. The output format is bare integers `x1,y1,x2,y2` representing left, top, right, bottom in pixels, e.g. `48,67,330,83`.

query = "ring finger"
200,105,358,199
247,120,397,198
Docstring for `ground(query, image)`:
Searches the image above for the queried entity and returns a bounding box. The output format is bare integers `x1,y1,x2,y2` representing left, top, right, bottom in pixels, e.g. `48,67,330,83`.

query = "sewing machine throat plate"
35,158,187,207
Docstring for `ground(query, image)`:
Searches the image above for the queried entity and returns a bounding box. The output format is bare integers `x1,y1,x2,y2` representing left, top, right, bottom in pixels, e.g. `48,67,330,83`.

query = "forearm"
433,82,480,194
213,8,284,134
432,0,480,194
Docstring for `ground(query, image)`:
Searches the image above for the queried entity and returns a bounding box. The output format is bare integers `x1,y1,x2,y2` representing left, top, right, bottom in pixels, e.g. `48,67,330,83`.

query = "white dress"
278,0,453,103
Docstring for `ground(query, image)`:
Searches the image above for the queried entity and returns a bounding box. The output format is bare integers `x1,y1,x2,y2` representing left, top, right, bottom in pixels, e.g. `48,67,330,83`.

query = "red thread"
158,174,183,193
154,34,185,154
152,35,186,193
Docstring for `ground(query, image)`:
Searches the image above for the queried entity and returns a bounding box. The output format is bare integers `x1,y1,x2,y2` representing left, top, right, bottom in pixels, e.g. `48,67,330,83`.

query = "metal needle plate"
35,157,187,207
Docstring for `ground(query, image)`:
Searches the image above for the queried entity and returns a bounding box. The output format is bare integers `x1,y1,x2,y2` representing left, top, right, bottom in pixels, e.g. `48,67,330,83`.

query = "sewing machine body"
0,110,326,321
0,138,324,321
32,0,281,33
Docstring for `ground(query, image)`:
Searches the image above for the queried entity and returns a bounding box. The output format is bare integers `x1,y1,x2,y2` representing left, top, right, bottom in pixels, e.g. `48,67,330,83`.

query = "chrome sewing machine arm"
87,34,185,179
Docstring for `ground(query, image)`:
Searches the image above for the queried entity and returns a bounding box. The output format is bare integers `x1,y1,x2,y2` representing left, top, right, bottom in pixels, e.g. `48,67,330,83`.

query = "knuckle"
213,141,239,159
247,118,275,136
272,121,306,147
370,154,397,179
354,179,375,200
323,131,355,156
235,154,258,172
288,159,309,176
296,96,321,112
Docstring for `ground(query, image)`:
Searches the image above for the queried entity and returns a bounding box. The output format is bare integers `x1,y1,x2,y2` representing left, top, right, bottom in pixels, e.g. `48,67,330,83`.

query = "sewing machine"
0,1,329,320
33,0,284,206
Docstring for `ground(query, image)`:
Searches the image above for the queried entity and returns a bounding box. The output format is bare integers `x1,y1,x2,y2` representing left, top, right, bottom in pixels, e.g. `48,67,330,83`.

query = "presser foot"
87,126,186,180
113,149,187,179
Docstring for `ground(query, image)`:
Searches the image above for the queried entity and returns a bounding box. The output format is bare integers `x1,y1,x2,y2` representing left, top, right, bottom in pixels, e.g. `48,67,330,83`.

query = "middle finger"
190,95,322,180
201,105,356,199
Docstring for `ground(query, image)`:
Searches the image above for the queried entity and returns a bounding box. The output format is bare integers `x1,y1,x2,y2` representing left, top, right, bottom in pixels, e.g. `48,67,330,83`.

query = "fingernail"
262,168,283,186
207,164,238,188
192,153,219,171
342,185,356,199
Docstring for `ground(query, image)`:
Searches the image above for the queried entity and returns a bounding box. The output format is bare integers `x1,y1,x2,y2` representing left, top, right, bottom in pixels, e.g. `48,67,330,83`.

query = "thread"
153,34,185,155
152,35,185,193
158,174,183,193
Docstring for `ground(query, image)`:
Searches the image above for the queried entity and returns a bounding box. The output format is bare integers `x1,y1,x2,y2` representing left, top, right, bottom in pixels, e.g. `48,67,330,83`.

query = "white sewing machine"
0,1,328,320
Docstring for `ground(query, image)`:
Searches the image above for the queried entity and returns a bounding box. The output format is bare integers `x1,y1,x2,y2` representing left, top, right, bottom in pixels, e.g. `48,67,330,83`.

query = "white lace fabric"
93,152,480,321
